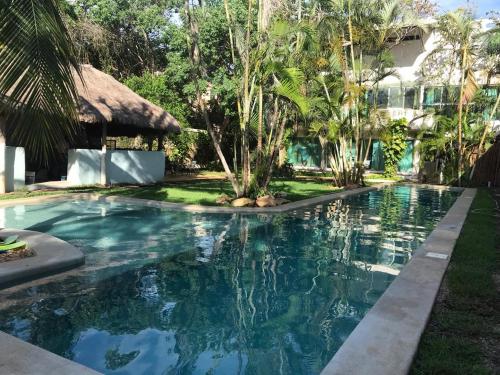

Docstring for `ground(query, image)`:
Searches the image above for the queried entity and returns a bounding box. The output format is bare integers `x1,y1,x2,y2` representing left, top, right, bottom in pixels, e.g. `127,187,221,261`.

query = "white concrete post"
0,117,7,194
100,123,107,186
0,143,6,194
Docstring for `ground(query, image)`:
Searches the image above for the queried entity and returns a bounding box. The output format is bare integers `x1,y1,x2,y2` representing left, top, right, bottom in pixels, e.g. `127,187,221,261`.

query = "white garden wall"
0,146,25,192
67,149,165,186
68,149,101,185
107,150,165,184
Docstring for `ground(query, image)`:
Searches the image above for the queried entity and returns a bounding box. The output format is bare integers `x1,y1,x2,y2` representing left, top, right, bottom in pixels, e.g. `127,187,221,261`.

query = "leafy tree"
124,71,191,127
65,0,175,77
309,0,417,186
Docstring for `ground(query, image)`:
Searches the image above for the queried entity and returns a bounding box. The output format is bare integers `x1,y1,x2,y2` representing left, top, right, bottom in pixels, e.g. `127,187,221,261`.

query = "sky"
437,0,499,17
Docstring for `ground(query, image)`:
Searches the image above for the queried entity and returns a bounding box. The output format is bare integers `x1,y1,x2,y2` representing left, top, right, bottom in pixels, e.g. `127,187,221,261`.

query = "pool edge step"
0,229,85,290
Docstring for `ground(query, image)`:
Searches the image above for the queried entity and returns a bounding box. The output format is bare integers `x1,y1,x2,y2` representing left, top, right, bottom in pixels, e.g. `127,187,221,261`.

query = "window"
484,87,499,120
366,90,375,106
377,88,389,108
404,87,417,109
423,87,442,109
388,87,403,108
442,86,460,105
386,34,421,43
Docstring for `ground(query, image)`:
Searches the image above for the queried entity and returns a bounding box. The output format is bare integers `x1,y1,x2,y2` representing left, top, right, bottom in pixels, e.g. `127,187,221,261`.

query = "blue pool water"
0,186,459,375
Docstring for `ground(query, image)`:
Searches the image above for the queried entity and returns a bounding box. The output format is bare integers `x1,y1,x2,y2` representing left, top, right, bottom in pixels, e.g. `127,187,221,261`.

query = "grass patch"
365,172,403,181
1,179,339,206
411,189,499,375
0,189,65,201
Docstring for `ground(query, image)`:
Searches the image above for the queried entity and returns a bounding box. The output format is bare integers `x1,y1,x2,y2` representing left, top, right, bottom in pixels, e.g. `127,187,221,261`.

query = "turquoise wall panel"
287,138,322,168
398,141,414,172
371,140,384,170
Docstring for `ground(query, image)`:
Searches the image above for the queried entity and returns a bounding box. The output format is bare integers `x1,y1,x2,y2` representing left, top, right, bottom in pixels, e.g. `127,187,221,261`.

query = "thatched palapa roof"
74,65,181,136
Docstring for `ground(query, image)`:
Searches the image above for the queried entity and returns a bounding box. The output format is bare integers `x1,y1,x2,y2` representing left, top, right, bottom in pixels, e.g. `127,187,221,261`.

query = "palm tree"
436,10,479,186
311,0,416,186
0,0,80,165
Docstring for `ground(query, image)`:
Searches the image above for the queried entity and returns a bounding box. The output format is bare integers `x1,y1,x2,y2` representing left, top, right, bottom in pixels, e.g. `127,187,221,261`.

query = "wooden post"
100,123,107,186
147,135,153,151
157,133,164,151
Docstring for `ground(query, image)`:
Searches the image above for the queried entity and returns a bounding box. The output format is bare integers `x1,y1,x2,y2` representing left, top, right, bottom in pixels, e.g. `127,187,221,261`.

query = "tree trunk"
262,114,287,190
457,50,466,187
184,0,241,196
257,85,263,168
241,0,254,196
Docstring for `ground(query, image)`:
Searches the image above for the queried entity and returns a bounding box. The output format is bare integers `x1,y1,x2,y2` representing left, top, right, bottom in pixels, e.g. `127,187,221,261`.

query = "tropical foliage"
1,0,498,191
380,118,408,178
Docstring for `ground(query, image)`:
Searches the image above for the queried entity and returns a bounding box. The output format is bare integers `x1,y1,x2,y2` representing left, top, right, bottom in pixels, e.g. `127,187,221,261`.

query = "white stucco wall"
107,150,165,184
68,149,101,185
67,149,165,185
0,146,25,192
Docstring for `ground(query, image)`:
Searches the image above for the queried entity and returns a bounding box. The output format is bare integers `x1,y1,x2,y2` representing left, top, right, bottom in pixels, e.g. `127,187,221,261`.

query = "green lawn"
411,189,499,374
1,179,340,206
364,172,404,181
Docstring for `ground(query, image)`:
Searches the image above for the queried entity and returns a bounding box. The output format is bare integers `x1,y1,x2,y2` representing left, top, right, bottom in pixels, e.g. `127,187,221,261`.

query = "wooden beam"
100,123,107,186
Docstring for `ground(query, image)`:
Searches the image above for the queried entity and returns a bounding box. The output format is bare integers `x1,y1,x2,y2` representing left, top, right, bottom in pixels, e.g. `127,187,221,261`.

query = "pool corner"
320,188,477,375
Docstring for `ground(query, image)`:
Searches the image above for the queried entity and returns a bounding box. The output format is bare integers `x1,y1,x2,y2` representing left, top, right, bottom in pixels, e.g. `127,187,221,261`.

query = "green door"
371,139,414,172
398,141,414,172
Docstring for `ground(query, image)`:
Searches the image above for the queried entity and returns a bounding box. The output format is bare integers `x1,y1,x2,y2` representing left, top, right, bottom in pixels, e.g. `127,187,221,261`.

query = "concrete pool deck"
0,229,85,289
321,188,477,375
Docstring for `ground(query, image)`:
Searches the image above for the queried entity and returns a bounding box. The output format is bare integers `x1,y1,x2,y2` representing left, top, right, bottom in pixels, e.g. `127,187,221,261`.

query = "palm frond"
0,0,80,164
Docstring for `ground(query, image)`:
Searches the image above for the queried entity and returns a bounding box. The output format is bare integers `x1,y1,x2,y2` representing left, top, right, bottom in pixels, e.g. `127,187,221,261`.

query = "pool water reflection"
0,186,459,374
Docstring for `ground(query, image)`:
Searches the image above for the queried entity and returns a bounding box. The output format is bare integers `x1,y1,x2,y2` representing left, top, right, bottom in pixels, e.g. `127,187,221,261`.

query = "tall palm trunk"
184,0,240,196
457,48,466,187
241,0,255,196
257,85,263,167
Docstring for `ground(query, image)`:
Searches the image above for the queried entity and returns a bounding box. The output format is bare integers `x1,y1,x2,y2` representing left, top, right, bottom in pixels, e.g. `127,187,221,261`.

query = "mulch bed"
0,248,35,263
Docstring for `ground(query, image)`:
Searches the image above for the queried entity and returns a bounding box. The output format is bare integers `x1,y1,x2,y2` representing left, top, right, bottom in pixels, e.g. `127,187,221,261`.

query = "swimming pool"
0,186,459,375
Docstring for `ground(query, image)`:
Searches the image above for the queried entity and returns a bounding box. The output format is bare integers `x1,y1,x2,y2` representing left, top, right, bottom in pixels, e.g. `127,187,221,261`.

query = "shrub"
381,118,408,177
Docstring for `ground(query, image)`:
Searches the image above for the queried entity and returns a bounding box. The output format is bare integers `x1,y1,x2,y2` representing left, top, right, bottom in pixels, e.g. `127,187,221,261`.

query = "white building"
287,18,499,175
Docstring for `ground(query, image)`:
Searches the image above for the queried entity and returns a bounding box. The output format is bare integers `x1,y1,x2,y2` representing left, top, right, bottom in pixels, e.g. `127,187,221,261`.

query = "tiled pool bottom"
0,186,459,375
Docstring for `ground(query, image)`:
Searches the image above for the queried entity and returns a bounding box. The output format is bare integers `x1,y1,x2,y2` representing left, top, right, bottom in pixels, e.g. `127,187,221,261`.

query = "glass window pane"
423,87,442,109
442,86,459,105
388,87,403,108
404,88,416,109
377,88,388,108
366,90,375,105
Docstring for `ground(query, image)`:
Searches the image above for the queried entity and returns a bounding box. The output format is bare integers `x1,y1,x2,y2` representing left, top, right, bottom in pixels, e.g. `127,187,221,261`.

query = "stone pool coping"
0,229,85,289
0,331,100,375
321,187,477,375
